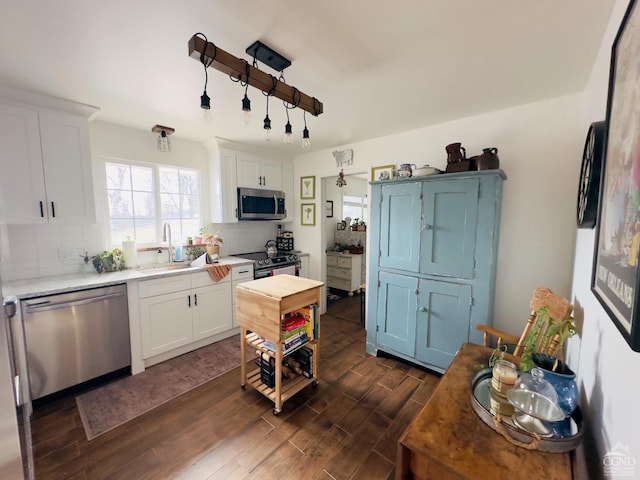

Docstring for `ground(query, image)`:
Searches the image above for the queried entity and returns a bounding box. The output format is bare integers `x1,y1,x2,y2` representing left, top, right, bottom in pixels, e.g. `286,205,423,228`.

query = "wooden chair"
477,287,573,358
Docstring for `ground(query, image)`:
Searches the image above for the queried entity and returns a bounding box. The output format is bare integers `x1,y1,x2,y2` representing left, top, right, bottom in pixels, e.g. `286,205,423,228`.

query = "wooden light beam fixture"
188,34,323,117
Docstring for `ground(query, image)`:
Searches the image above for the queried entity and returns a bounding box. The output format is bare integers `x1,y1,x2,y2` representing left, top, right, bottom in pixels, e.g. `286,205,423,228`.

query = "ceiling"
0,0,616,156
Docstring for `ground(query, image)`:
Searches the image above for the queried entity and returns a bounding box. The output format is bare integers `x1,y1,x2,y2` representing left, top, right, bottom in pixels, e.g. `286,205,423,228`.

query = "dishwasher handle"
24,291,126,313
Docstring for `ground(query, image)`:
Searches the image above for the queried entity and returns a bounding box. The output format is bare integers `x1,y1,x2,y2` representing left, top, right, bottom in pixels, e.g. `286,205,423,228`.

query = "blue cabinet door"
415,279,472,371
379,182,422,272
375,271,418,357
420,179,479,279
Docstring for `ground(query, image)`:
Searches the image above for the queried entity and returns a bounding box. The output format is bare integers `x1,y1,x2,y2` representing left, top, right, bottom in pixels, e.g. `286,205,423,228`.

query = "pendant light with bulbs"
188,34,323,148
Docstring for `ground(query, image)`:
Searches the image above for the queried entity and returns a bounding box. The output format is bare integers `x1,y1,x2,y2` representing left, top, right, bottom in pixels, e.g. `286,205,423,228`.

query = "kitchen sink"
138,263,194,275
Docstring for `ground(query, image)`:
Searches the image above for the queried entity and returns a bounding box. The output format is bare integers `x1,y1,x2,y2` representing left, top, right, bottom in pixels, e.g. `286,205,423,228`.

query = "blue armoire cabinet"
366,170,506,373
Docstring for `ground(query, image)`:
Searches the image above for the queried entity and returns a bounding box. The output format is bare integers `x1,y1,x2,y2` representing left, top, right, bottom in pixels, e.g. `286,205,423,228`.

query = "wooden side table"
396,342,573,480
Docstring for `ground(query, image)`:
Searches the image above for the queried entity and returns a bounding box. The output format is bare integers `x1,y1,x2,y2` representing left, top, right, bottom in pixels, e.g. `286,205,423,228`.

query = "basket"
277,237,294,251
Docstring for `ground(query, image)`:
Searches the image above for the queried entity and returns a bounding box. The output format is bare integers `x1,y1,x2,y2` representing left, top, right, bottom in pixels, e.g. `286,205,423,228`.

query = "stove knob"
257,260,264,266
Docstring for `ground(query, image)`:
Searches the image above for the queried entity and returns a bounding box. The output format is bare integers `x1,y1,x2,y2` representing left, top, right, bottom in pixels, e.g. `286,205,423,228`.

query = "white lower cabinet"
326,252,362,295
139,271,231,359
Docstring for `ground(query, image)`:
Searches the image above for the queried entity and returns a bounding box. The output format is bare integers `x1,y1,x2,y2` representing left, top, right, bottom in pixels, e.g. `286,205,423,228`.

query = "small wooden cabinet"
326,252,362,295
236,275,323,414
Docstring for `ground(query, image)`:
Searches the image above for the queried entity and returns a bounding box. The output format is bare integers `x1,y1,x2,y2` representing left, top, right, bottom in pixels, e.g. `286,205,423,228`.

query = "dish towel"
206,264,231,282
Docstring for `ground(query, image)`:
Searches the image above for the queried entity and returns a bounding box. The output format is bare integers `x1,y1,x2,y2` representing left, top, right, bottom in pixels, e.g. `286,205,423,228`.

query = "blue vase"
531,353,579,416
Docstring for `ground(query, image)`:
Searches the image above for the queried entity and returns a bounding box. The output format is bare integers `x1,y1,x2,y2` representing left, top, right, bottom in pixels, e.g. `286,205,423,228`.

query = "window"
105,161,201,247
342,194,368,223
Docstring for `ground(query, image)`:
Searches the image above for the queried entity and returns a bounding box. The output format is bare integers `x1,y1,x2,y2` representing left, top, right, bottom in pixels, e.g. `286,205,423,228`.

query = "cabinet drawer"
337,256,353,268
139,275,190,298
327,266,350,280
327,276,352,291
326,255,338,267
232,264,253,281
191,269,230,288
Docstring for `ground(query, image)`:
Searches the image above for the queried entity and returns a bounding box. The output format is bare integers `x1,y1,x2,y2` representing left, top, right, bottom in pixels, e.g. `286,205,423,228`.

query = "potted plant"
357,220,366,231
351,218,359,231
202,231,224,255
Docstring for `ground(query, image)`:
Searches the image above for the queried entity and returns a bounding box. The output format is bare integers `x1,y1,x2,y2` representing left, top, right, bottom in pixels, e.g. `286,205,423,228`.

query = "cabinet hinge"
376,324,379,332
419,192,423,200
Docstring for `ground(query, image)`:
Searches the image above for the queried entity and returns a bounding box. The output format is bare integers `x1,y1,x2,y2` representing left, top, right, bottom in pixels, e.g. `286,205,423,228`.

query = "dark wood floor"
30,293,441,480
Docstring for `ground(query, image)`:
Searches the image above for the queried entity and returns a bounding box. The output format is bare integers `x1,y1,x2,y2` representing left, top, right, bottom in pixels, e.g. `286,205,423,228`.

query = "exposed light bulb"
241,93,251,125
200,91,212,123
302,127,311,149
263,114,272,142
157,131,171,152
284,121,293,145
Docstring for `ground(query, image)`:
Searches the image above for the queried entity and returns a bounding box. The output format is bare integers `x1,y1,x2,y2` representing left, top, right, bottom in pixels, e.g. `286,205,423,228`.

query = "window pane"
159,167,179,193
134,218,157,244
180,170,200,195
110,219,135,245
182,194,200,219
107,189,133,218
133,192,155,218
106,163,132,190
161,193,181,218
131,166,154,191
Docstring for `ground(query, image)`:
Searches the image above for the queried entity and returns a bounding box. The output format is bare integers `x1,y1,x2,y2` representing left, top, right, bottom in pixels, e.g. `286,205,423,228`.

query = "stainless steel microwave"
237,187,286,220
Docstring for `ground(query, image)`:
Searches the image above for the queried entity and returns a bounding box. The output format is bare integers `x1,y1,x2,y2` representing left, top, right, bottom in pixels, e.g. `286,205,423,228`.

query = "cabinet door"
379,183,422,272
210,148,238,223
140,290,193,358
261,159,283,190
0,104,47,224
375,271,418,357
39,112,95,224
420,178,478,279
193,282,232,340
236,154,261,189
415,279,472,371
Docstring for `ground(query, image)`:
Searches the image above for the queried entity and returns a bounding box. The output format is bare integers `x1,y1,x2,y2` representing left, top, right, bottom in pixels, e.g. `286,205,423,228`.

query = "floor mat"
76,334,254,440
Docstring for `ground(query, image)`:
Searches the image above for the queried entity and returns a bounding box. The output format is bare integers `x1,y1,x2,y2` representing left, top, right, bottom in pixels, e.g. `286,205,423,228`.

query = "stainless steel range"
239,251,300,279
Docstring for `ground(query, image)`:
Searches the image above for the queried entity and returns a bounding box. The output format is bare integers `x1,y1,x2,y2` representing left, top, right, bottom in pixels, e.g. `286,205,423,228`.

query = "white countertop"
2,256,253,299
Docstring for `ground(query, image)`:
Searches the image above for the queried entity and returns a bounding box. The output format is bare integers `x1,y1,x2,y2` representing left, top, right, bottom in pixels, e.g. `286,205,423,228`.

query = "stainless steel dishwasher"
21,284,130,400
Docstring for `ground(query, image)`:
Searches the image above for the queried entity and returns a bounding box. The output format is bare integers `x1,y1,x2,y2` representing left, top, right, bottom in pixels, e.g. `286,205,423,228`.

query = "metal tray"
470,368,583,453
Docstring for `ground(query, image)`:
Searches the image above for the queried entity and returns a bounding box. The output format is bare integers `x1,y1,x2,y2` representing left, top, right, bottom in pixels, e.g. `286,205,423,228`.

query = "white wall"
569,1,640,478
292,93,584,331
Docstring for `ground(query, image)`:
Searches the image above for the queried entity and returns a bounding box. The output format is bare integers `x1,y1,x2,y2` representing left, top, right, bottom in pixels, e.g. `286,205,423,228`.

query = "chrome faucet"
162,222,173,262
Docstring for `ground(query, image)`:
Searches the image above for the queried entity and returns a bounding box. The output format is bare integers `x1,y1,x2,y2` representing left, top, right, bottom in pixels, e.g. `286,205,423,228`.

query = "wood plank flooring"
30,293,441,480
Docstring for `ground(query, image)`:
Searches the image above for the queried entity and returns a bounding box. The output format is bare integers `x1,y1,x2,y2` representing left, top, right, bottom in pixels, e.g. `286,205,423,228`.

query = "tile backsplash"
0,221,282,281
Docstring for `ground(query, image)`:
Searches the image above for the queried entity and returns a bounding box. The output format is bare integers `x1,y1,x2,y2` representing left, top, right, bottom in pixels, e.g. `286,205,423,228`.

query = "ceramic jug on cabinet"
445,142,466,163
477,147,500,170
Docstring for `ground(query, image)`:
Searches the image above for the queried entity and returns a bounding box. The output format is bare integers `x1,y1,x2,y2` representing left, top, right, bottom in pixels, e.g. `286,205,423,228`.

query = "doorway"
320,172,368,313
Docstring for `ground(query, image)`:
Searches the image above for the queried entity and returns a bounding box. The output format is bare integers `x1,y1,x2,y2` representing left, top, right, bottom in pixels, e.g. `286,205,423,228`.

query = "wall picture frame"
300,176,316,199
326,200,334,218
371,164,395,182
591,0,640,352
301,203,316,226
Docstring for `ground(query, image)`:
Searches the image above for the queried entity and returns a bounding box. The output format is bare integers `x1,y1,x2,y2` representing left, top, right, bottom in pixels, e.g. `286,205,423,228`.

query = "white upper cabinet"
209,143,292,223
236,153,283,191
0,102,95,224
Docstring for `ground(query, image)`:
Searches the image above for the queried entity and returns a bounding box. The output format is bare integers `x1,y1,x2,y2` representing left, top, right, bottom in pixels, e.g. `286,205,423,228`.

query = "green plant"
351,218,359,227
202,231,224,246
519,306,577,371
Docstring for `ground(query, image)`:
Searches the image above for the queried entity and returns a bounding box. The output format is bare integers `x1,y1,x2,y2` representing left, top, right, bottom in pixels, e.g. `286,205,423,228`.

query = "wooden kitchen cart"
236,274,323,414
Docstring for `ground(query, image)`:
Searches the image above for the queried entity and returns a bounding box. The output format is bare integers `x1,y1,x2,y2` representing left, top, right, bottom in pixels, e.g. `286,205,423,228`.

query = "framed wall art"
591,0,640,352
301,203,316,226
371,164,394,182
300,176,316,199
325,200,333,218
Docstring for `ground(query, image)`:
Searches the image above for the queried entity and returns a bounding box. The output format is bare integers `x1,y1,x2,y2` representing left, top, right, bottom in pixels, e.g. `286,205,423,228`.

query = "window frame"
103,158,202,249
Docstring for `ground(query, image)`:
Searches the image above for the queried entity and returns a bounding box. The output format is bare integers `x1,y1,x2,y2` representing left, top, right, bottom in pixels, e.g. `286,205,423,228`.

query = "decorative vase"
531,353,579,416
477,147,500,170
206,244,220,255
